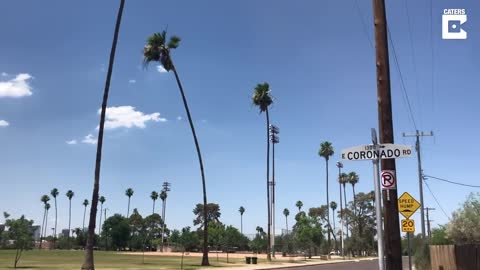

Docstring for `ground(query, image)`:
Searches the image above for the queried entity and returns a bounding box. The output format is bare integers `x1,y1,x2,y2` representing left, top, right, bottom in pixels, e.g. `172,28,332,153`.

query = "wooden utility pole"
425,207,435,238
371,0,403,268
403,131,433,239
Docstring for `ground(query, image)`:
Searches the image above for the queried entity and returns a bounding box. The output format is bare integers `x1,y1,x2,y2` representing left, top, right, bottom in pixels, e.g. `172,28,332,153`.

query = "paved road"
273,257,412,270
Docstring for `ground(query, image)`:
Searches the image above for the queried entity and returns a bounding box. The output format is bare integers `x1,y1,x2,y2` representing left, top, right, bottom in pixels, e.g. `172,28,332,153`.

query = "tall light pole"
336,161,344,258
269,124,279,258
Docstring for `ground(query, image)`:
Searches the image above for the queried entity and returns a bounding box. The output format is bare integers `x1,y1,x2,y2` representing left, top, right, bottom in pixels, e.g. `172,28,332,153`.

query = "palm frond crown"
319,141,334,160
252,83,273,113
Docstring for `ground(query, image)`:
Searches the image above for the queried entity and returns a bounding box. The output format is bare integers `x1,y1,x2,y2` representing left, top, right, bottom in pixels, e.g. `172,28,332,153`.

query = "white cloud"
82,134,97,145
99,106,166,130
0,120,9,127
157,65,167,73
1,72,7,76
66,140,77,145
0,73,33,98
128,79,136,84
177,116,182,120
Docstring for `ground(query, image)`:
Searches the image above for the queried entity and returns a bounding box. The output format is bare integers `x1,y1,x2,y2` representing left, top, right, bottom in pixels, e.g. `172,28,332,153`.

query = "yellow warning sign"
401,219,415,233
398,192,421,219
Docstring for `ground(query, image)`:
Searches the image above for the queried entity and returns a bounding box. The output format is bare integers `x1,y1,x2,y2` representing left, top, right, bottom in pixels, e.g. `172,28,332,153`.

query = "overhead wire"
423,179,450,220
353,0,418,132
424,175,480,188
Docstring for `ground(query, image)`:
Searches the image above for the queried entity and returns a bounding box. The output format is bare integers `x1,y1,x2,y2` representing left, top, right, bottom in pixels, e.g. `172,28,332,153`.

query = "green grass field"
0,250,268,270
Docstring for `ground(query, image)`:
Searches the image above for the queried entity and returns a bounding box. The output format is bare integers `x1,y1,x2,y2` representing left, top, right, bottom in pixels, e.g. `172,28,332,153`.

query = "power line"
403,0,421,128
423,179,450,220
424,175,480,188
387,27,418,131
354,0,374,48
354,0,418,132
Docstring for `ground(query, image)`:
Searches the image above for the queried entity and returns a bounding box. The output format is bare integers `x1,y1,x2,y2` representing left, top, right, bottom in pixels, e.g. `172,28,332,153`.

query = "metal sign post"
371,128,385,270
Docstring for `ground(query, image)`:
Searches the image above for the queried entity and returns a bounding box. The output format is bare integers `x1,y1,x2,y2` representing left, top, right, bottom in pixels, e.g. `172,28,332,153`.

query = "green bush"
414,241,430,270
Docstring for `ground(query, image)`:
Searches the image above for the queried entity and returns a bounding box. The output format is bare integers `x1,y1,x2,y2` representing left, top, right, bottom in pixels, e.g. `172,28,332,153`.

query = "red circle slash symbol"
381,171,396,188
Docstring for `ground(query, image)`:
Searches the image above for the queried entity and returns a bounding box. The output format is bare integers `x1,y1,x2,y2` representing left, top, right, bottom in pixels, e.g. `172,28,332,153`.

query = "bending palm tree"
150,191,159,215
283,208,290,234
40,195,50,249
295,201,303,212
252,82,273,262
348,172,359,215
143,30,209,266
125,188,134,217
82,1,125,269
98,196,105,236
50,188,59,249
319,141,334,250
82,199,89,232
239,206,245,234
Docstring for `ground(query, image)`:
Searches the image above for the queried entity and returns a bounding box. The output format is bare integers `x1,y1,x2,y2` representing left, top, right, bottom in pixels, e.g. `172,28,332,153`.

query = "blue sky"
1,0,479,236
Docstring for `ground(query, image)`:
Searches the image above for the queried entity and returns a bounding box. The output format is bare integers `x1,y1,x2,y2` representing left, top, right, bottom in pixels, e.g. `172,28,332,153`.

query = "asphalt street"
273,257,412,270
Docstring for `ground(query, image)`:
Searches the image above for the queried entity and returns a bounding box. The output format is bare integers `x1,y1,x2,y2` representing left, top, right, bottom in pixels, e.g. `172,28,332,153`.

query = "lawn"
0,250,267,270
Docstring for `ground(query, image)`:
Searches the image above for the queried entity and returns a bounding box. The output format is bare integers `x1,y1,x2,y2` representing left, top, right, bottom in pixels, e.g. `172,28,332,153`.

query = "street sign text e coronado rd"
341,144,412,161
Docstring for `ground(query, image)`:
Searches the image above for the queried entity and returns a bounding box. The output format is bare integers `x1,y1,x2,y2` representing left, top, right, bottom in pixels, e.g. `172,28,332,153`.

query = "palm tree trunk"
54,197,57,249
160,199,165,252
343,183,349,239
240,215,243,235
352,184,357,216
265,108,272,261
152,200,156,215
127,197,130,217
325,159,331,250
285,216,288,235
68,199,72,249
81,1,125,269
98,203,103,236
339,181,343,256
83,206,87,232
40,207,46,249
332,210,336,233
171,64,209,266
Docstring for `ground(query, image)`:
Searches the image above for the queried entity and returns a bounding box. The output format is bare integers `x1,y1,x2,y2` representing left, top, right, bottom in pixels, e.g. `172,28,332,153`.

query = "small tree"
3,214,35,268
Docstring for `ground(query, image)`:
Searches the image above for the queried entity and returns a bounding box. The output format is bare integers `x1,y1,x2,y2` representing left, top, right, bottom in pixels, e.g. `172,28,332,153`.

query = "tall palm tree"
125,188,134,217
159,190,167,251
252,82,273,262
295,200,303,212
143,30,209,266
82,199,89,232
150,191,159,215
50,188,59,249
330,201,337,233
239,206,245,234
319,141,334,249
348,172,359,215
82,1,125,269
283,208,290,234
66,190,74,249
98,196,105,236
40,195,50,249
45,203,51,240
339,172,349,239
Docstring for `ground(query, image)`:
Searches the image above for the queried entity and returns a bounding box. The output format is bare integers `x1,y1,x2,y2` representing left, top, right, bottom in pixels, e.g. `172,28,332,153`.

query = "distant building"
32,225,41,241
61,229,70,238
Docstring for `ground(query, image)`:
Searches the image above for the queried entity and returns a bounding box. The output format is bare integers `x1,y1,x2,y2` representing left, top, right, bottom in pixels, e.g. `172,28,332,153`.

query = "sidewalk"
213,257,375,270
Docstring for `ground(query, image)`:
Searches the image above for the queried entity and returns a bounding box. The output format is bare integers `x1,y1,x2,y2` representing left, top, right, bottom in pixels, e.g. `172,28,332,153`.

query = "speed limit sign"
401,219,415,233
